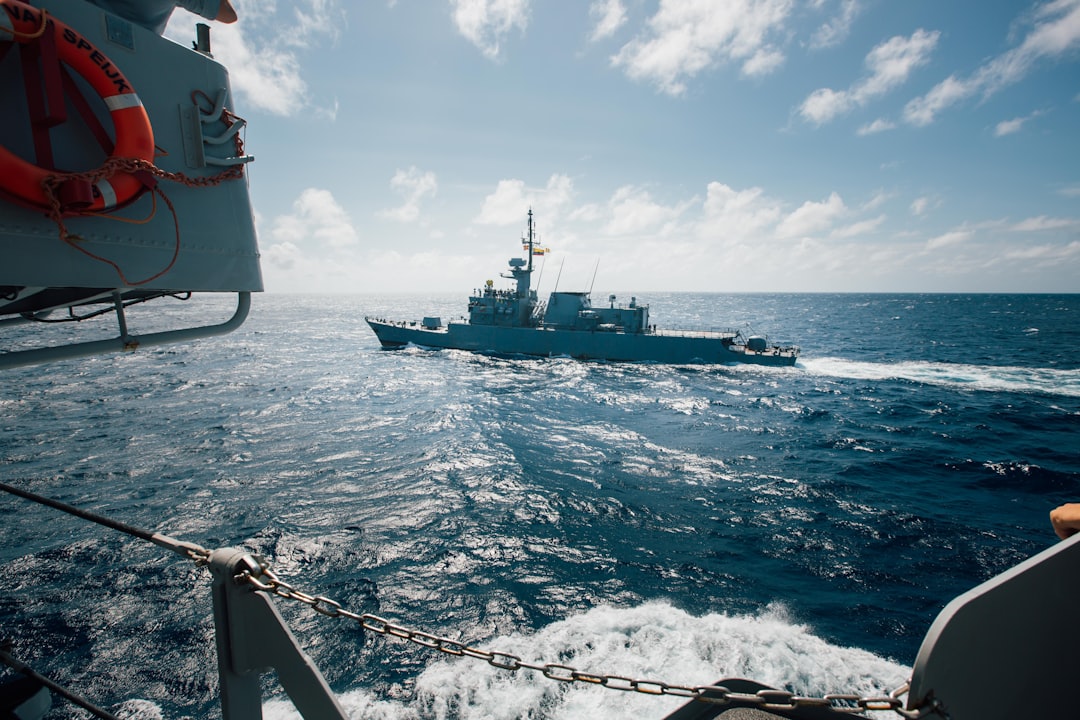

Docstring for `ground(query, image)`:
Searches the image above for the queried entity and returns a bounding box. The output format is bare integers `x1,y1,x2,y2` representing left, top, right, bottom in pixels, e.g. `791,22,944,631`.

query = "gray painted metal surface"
2,0,261,364
367,318,799,365
0,0,261,295
908,531,1080,718
209,548,348,720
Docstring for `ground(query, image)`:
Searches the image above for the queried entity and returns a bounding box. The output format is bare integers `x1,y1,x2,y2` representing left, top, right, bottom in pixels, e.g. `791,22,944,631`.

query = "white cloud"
743,47,786,76
856,118,896,135
994,117,1026,136
380,167,438,223
611,0,793,95
270,188,359,249
168,0,344,117
904,0,1080,126
926,229,972,249
1002,240,1080,261
775,192,847,238
902,75,966,127
589,0,627,42
451,0,530,59
605,186,692,235
263,240,301,270
700,182,781,239
569,203,604,223
861,191,890,211
809,0,861,49
832,214,885,239
799,29,939,125
261,179,1080,293
994,109,1044,136
475,175,574,225
1009,215,1076,232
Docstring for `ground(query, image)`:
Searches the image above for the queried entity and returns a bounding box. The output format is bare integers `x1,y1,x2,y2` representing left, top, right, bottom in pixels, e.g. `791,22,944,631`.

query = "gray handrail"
0,291,251,370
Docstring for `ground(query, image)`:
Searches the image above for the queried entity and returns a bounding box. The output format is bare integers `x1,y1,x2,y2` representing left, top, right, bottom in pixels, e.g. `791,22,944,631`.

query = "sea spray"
265,601,909,720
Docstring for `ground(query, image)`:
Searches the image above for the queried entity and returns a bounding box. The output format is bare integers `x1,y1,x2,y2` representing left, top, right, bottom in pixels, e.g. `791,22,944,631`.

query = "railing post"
207,548,348,720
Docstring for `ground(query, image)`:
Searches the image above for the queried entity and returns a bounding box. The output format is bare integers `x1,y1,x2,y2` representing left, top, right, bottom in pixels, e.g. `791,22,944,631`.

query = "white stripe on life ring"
94,179,118,208
104,93,143,112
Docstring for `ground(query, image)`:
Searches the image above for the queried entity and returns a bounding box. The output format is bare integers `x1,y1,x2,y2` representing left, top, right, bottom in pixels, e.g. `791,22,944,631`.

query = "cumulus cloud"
261,178,1079,293
589,0,627,42
799,29,939,125
262,240,302,270
903,0,1080,126
775,192,847,238
168,0,344,116
605,186,692,235
270,188,359,249
380,167,438,223
451,0,530,59
475,175,574,225
700,182,782,239
611,0,793,95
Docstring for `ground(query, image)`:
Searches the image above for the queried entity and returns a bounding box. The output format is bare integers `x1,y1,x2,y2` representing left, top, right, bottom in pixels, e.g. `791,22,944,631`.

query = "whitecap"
265,601,909,720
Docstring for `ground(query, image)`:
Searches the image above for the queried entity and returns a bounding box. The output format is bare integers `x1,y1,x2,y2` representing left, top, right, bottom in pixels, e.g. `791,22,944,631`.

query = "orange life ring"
0,0,155,213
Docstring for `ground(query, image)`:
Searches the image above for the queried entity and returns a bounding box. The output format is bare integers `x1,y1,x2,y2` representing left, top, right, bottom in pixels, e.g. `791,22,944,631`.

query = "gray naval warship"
367,211,800,366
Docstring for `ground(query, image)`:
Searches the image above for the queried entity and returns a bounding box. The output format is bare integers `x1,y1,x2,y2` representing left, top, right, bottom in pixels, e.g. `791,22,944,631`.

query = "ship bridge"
542,292,650,333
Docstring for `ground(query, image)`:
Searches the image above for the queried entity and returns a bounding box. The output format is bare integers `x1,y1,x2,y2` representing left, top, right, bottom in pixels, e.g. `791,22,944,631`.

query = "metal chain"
0,482,937,716
236,560,933,718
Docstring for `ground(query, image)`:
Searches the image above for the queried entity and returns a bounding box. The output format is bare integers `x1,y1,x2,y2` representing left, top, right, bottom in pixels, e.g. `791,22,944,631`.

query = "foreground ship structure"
0,0,260,369
367,211,799,366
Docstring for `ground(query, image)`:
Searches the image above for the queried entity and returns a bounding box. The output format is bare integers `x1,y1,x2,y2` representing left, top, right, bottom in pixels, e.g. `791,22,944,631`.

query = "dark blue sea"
2,293,1079,719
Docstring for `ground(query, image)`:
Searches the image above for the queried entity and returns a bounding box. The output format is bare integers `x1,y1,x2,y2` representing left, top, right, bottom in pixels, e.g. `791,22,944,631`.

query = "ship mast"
526,207,535,274
504,209,535,302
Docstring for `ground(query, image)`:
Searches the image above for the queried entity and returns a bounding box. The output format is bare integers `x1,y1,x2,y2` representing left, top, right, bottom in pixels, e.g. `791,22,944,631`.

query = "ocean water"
1,292,1078,719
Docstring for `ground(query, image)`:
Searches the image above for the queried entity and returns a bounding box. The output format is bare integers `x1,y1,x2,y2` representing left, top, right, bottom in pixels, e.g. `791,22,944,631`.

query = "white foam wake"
801,357,1080,398
265,601,910,720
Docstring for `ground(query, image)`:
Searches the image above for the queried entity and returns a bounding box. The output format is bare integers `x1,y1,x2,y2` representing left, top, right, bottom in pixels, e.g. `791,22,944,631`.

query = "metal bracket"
208,548,348,720
179,88,254,169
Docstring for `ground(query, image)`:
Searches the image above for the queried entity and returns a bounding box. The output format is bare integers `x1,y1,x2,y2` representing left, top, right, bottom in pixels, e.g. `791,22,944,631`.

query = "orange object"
0,0,155,213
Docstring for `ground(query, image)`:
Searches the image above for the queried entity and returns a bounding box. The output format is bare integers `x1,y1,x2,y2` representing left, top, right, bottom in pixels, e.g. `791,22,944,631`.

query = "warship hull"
366,318,799,366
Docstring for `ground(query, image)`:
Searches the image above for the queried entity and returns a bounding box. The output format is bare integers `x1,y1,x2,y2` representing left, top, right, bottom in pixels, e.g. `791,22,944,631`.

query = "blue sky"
168,0,1080,294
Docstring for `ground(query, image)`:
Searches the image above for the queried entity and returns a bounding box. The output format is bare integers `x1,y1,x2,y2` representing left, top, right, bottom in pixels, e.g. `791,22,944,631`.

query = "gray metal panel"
908,532,1080,718
0,0,261,292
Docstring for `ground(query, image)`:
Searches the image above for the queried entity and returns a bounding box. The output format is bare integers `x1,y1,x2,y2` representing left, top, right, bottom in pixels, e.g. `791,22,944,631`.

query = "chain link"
234,559,932,718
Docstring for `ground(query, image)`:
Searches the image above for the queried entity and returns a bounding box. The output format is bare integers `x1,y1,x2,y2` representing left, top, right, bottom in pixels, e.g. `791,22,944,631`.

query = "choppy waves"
2,293,1078,719
802,357,1080,398
264,602,908,720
